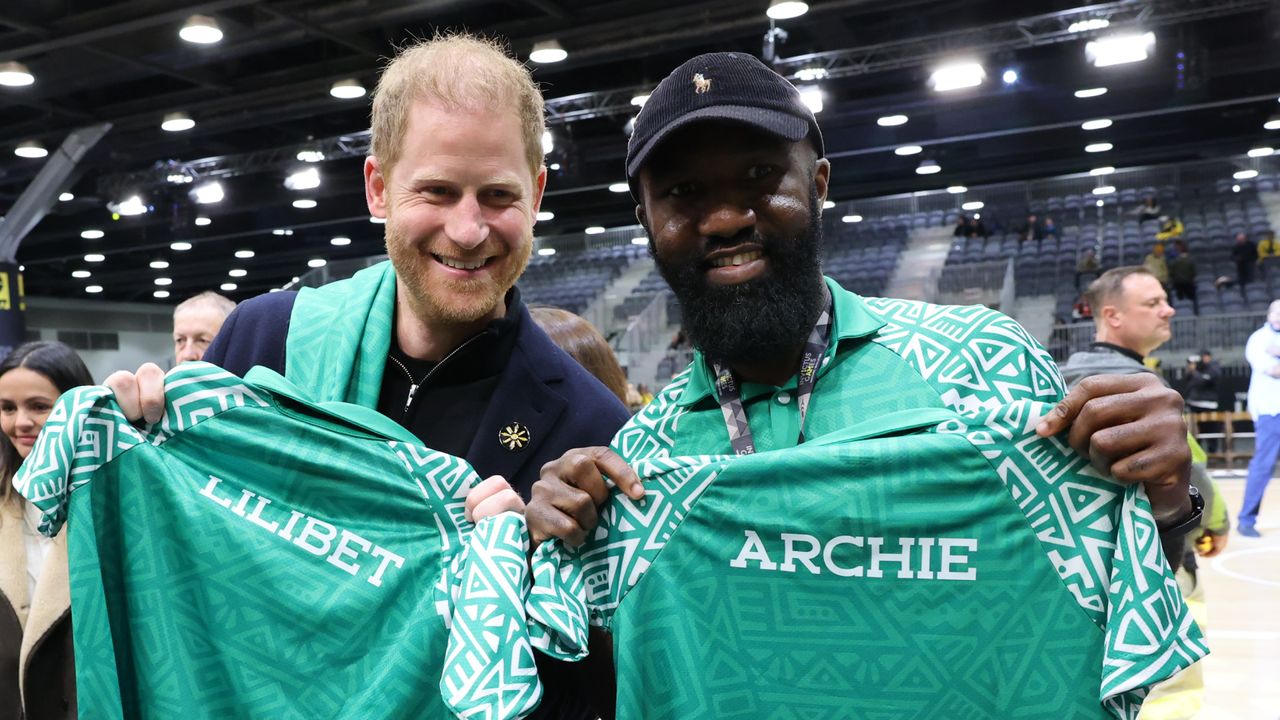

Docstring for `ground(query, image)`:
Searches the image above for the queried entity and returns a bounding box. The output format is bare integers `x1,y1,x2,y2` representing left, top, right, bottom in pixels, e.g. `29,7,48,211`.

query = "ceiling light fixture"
234,250,255,259
947,185,967,194
877,114,908,127
80,229,104,240
1234,169,1259,180
1090,166,1116,176
798,86,824,114
171,241,193,251
271,228,294,236
529,40,567,64
329,79,366,99
961,201,984,210
1248,147,1274,158
296,148,325,163
1074,87,1108,98
370,216,386,224
292,199,317,209
72,270,91,279
608,182,629,193
85,285,103,294
929,61,985,92
766,0,809,20
916,160,942,175
1068,18,1110,33
794,66,828,82
149,260,169,269
194,216,211,226
1081,118,1113,130
842,214,863,223
228,268,247,277
154,277,172,286
58,192,74,202
584,226,606,235
307,258,327,268
1085,142,1113,153
155,290,171,299
1092,186,1116,195
84,253,105,263
630,93,650,107
111,195,148,216
14,141,46,158
895,145,923,156
631,237,649,245
0,61,35,87
1001,69,1018,85
542,130,554,155
220,283,237,292
284,167,321,191
536,211,555,221
823,200,835,210
161,112,195,132
1266,117,1280,131
179,15,223,44
537,247,557,257
191,181,224,204
1086,32,1155,68
330,236,351,246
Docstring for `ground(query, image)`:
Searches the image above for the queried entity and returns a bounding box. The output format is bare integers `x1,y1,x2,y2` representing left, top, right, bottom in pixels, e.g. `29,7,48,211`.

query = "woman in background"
0,341,94,720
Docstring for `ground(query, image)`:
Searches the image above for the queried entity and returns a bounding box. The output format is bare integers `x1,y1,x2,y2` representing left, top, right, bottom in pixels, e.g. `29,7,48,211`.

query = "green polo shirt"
614,276,1065,460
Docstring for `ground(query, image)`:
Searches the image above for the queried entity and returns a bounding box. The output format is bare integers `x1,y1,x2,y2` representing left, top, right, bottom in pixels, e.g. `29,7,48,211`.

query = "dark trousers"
1241,413,1280,529
1172,281,1198,314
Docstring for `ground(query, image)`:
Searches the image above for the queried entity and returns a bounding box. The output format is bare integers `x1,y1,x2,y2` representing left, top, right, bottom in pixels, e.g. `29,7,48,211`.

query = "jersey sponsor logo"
199,475,406,587
729,529,978,581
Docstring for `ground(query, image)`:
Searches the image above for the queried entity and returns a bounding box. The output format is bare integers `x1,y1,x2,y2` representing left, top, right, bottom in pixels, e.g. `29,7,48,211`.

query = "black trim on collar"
1089,341,1146,365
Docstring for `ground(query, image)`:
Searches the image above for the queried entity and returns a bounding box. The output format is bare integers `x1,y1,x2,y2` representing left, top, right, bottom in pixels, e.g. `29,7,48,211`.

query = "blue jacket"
204,290,631,498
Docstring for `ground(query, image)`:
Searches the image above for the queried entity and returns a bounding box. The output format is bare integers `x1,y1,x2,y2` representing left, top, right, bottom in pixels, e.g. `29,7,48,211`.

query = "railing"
1048,311,1266,361
618,288,670,357
999,257,1016,311
289,254,388,290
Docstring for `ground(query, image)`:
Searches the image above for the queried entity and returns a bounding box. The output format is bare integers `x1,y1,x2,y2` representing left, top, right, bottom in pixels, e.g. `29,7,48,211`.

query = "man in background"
173,291,235,364
1240,299,1280,538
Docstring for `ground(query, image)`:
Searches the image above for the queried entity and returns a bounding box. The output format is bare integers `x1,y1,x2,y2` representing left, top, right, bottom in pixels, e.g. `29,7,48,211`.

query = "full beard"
654,189,826,365
384,216,532,324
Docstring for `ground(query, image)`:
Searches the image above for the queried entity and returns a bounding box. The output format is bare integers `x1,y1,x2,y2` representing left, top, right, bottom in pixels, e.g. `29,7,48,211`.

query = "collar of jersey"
245,366,421,444
677,276,886,408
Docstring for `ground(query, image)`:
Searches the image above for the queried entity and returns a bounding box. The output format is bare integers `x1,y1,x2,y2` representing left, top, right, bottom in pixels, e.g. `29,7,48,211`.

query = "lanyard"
711,288,833,456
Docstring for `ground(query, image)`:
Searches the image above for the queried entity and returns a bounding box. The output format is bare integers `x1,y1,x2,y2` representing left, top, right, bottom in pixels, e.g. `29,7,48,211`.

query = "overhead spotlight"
1096,199,1105,207
150,260,169,269
0,61,35,87
766,0,809,20
1001,69,1018,85
631,236,649,246
536,210,555,221
307,258,327,268
1234,169,1259,180
1086,32,1155,68
1085,142,1113,153
1264,116,1280,131
84,253,105,263
947,185,967,194
877,114,909,127
1092,186,1116,195
798,86,824,114
292,199,317,209
794,66,828,82
537,247,557,257
219,283,237,292
228,268,248,277
608,182,629,193
171,241,193,251
166,172,193,184
916,160,942,175
369,216,386,224
929,61,985,92
822,200,835,209
85,285,103,294
191,181,224,204
584,226,606,235
961,201,984,210
161,112,195,132
154,290,170,299
329,79,366,99
179,15,223,44
1248,147,1275,158
330,236,351,246
895,145,923,156
234,250,255,259
154,278,173,286
1090,166,1116,176
1233,184,1242,193
1068,18,1110,34
58,192,74,202
529,40,567,64
296,148,325,163
542,130,554,155
1081,118,1113,131
111,195,148,216
630,93,650,107
80,229,104,239
14,141,47,158
841,214,863,223
194,216,211,226
72,270,91,279
284,167,321,190
549,162,562,170
1074,87,1108,98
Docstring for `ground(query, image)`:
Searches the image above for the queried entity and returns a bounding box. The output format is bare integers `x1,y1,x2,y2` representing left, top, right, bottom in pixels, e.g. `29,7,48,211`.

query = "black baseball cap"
626,52,824,191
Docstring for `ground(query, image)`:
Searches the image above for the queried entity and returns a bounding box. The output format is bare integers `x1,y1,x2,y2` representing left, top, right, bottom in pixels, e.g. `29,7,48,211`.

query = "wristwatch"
1155,485,1204,536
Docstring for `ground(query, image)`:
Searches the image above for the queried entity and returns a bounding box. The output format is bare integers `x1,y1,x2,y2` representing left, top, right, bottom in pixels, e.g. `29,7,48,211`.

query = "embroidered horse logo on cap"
693,73,712,93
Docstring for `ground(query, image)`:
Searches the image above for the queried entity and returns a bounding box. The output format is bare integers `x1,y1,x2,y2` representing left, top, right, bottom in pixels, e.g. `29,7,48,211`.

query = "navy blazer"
204,290,631,498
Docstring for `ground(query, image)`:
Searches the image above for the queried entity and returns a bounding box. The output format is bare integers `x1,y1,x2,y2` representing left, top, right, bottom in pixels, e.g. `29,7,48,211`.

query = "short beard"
654,187,826,366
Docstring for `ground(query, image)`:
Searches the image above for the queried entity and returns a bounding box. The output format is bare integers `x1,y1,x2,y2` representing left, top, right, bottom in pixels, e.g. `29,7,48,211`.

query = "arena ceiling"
1,0,1278,302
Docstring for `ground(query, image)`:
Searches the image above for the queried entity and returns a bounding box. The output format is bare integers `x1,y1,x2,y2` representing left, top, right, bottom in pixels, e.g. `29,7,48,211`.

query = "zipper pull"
405,383,418,413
